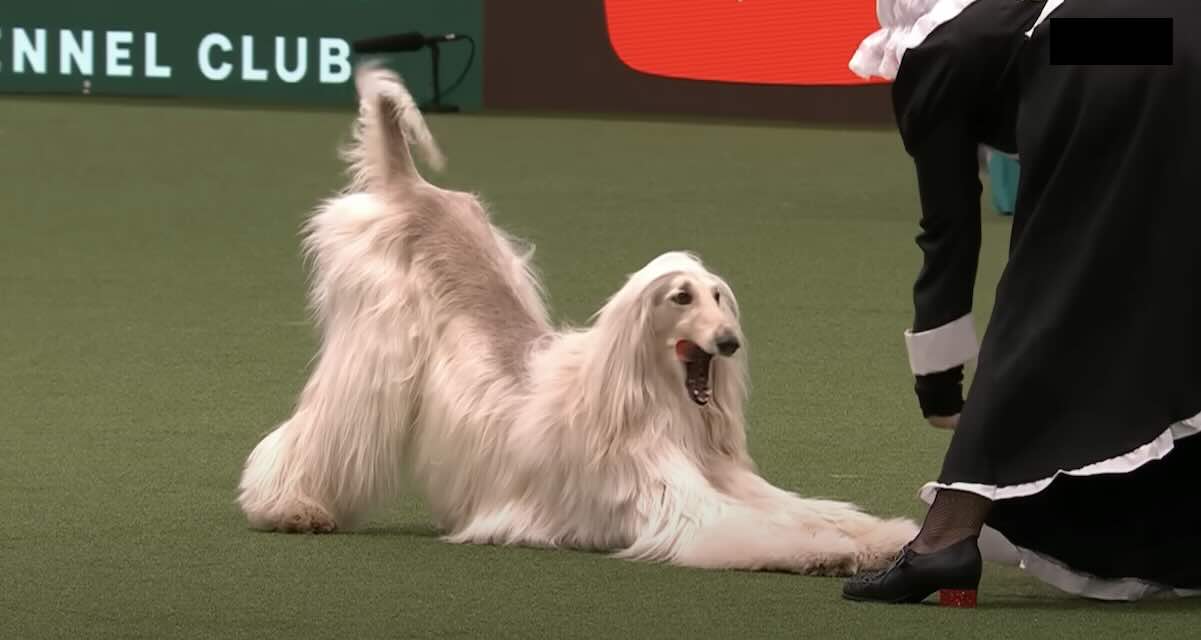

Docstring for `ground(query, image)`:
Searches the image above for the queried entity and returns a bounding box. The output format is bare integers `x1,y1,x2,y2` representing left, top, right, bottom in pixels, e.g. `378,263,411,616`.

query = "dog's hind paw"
277,504,338,534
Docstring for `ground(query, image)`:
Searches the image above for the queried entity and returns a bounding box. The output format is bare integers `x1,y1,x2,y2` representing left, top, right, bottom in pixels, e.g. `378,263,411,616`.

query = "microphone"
352,32,463,54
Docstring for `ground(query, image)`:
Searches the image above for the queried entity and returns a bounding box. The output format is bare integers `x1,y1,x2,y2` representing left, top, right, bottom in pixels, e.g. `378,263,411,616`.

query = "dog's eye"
671,291,693,305
713,291,721,304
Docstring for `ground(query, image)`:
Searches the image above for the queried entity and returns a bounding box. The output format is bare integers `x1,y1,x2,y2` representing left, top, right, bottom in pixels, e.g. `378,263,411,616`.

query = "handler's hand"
926,414,959,430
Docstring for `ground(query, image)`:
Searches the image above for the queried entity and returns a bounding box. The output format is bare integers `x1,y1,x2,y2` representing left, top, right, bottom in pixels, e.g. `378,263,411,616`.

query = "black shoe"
842,536,982,606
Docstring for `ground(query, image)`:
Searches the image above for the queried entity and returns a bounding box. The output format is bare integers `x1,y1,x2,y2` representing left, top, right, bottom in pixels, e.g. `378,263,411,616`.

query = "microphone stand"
420,42,460,113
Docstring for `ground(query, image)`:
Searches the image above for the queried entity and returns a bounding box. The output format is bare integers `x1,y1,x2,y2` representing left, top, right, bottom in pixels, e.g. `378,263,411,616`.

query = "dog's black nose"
715,333,740,356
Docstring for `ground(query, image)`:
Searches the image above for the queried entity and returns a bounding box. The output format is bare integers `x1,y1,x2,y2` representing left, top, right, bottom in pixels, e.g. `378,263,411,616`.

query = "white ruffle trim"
978,529,1201,601
919,415,1201,503
920,411,1201,600
849,0,980,80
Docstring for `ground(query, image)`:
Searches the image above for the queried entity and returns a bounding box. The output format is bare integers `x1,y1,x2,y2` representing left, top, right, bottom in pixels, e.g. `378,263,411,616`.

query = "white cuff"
904,313,979,375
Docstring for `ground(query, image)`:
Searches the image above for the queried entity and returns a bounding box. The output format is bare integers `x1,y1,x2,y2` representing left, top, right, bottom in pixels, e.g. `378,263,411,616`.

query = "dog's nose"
715,333,740,356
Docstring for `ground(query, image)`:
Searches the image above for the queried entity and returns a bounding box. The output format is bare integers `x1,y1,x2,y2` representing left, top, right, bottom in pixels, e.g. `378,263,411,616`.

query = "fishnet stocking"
909,488,993,554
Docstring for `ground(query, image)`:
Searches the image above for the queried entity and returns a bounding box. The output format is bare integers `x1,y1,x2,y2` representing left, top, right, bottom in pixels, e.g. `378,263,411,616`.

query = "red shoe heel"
939,589,978,608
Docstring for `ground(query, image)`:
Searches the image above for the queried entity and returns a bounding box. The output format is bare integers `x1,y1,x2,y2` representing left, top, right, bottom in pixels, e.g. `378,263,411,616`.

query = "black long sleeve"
885,0,1047,417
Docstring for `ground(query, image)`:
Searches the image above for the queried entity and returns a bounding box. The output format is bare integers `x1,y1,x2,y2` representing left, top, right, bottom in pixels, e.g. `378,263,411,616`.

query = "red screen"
605,0,883,86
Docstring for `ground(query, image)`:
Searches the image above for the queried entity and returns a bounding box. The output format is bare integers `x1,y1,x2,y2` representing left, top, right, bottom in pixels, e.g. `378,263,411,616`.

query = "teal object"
988,152,1020,216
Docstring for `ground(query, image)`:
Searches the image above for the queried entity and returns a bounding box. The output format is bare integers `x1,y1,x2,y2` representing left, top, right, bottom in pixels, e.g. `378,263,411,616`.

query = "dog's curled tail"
344,62,446,191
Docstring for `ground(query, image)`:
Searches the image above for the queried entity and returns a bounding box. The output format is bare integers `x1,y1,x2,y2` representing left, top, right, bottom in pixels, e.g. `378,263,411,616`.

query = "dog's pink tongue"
675,340,693,361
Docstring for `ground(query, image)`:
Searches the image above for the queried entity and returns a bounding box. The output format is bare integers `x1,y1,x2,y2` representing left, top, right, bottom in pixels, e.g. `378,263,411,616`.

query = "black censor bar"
1049,18,1174,65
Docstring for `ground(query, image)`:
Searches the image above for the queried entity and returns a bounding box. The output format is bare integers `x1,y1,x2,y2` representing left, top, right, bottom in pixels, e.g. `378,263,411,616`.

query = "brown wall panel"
483,0,894,125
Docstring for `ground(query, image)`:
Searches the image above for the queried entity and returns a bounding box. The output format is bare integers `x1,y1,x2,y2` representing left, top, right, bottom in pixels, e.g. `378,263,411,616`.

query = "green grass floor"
1,96,1197,639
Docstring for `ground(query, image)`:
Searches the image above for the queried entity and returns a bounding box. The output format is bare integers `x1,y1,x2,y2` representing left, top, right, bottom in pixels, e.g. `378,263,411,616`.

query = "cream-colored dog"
237,64,917,575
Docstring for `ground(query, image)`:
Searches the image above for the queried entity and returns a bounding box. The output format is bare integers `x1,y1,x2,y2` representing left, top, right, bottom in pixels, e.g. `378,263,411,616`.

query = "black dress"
853,0,1201,598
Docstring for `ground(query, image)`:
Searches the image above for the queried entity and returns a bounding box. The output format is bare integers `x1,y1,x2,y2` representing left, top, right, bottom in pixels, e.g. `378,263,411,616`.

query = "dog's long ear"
708,335,750,460
579,285,656,443
705,274,751,463
344,62,446,191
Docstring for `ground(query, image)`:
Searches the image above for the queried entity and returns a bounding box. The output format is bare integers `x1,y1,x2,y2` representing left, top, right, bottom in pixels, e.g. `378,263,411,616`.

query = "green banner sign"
0,0,482,108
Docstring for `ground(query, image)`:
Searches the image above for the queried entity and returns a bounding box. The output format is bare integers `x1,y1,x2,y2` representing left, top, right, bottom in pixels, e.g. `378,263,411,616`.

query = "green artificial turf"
1,96,1196,639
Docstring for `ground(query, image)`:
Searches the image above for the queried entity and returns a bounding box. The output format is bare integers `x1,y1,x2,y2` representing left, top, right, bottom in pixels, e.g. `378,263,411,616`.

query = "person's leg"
908,488,992,554
842,0,1042,605
864,0,1033,560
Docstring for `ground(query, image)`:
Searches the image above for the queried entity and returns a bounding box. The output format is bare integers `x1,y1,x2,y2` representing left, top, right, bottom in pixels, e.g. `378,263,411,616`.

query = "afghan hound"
237,64,917,576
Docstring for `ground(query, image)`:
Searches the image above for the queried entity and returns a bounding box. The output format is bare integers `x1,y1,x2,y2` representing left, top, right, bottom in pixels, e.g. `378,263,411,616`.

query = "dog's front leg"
671,502,864,576
617,473,863,576
714,470,920,572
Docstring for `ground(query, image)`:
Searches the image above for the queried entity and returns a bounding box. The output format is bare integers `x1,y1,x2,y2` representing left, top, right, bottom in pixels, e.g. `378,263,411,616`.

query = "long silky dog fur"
237,64,917,575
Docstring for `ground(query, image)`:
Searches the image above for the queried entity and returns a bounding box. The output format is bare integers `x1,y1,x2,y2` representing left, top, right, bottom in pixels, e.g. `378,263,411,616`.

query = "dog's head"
595,252,747,410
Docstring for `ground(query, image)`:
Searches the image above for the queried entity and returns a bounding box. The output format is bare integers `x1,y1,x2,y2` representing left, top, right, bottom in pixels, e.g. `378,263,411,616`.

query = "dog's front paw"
799,552,859,577
853,517,919,571
855,547,903,572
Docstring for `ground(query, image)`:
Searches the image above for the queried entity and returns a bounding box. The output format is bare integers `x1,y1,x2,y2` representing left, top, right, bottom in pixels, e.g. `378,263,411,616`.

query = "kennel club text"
0,27,352,84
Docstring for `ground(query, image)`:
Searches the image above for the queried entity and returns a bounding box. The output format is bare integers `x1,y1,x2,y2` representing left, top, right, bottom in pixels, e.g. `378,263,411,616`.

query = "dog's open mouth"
675,340,714,406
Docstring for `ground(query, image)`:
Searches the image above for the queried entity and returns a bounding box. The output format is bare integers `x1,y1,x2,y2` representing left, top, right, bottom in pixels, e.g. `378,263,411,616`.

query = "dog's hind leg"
237,313,424,533
237,66,448,533
238,417,340,533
